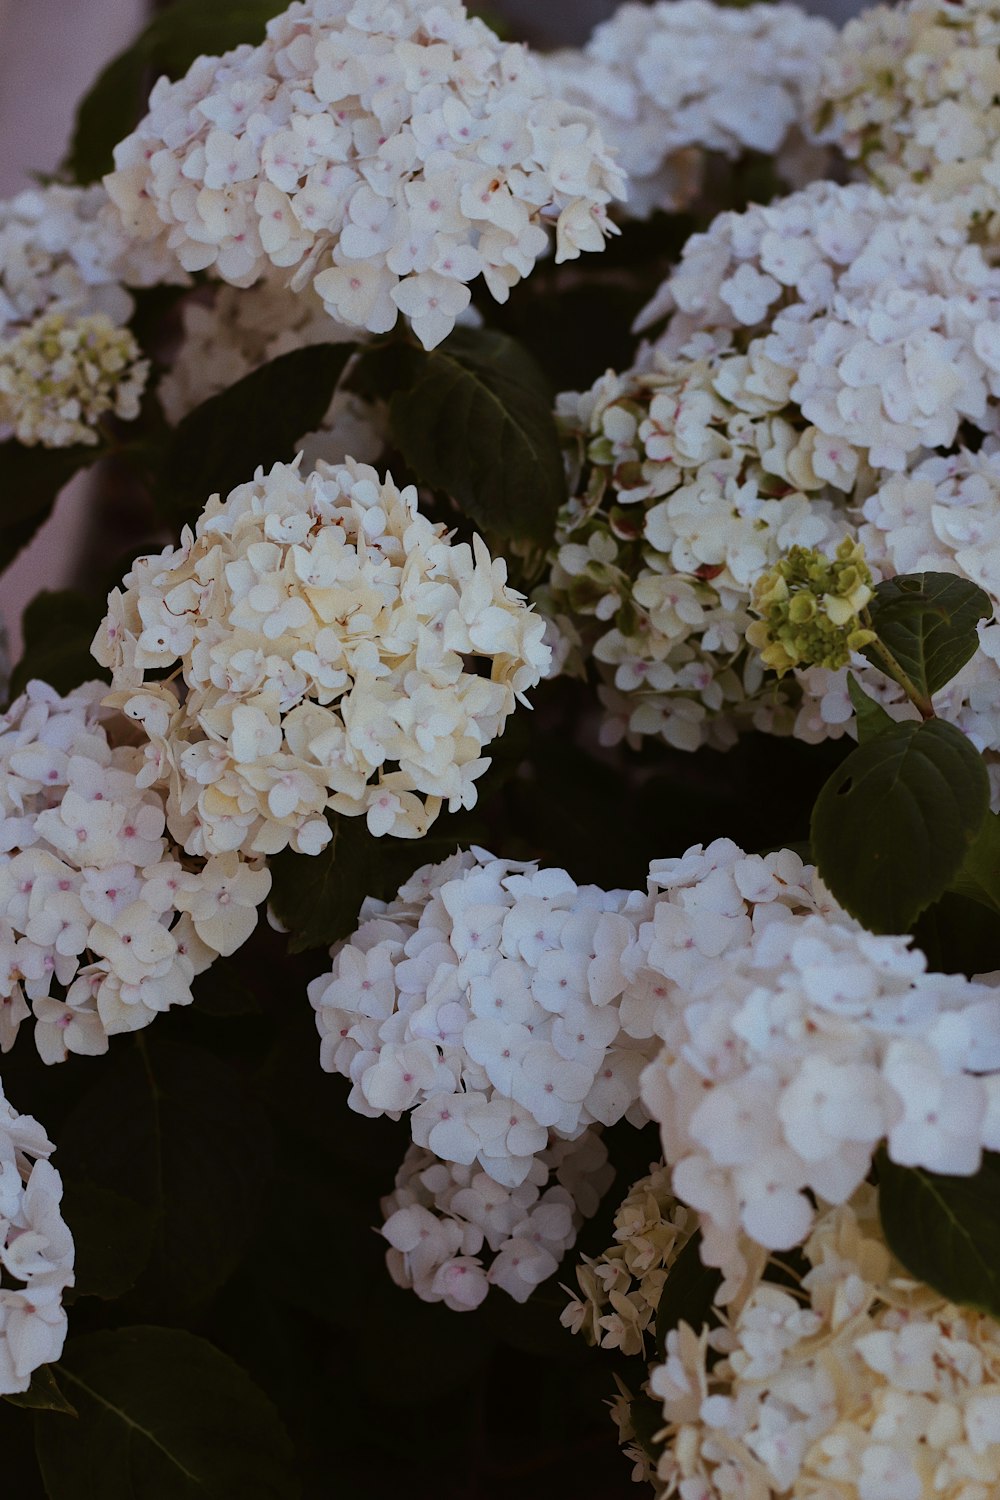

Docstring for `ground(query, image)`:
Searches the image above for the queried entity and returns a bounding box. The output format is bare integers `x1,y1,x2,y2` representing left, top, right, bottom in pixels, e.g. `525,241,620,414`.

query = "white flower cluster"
650,1189,1000,1500
543,179,1000,757
540,0,835,219
94,460,549,855
0,182,182,344
381,1130,612,1308
0,1083,74,1394
641,179,1000,473
106,0,624,351
0,680,270,1062
0,311,149,449
813,0,1000,225
631,839,1000,1288
542,349,848,753
561,1160,694,1356
309,846,658,1303
158,276,385,470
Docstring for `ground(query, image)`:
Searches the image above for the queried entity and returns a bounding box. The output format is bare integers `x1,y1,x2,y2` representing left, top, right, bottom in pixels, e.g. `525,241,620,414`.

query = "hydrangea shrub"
2,0,1000,1494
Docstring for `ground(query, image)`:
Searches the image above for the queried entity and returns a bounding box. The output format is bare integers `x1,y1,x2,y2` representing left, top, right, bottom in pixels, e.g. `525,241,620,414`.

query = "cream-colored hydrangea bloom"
0,310,149,448
650,1189,1000,1500
561,1161,697,1356
813,0,1000,226
94,459,550,857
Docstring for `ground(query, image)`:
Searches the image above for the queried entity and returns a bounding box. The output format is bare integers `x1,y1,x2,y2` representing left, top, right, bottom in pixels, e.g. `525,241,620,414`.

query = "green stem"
863,614,934,719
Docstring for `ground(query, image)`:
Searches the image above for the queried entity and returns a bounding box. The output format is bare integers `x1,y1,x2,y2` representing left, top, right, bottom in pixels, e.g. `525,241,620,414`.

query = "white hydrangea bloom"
0,680,270,1062
106,0,624,351
0,1082,74,1393
813,0,1000,224
94,461,550,857
0,311,149,448
540,0,835,220
632,839,1000,1287
639,181,1000,472
158,276,385,468
380,1129,613,1308
540,350,852,753
648,1189,1000,1500
0,182,183,344
309,846,653,1176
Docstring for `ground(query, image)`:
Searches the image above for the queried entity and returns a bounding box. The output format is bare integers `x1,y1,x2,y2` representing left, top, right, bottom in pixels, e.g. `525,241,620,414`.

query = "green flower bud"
747,538,876,676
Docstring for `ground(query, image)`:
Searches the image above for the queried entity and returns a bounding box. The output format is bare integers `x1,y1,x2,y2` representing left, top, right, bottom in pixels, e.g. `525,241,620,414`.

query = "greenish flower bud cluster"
747,538,877,676
0,310,149,448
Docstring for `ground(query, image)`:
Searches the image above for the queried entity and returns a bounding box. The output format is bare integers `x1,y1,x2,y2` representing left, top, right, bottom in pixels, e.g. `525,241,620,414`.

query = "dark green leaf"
877,1149,1000,1316
811,717,989,933
865,572,992,705
911,889,1000,979
61,1182,155,1302
655,1231,721,1358
0,442,102,575
628,1393,667,1464
36,1328,298,1499
160,344,355,528
386,327,565,543
57,1039,274,1313
268,809,484,954
4,1367,76,1416
66,0,285,183
950,810,1000,917
847,674,895,743
9,590,109,703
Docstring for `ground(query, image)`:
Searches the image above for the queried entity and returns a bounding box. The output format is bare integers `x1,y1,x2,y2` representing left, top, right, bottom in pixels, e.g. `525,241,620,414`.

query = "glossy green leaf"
9,590,109,703
36,1328,298,1499
811,717,989,934
387,327,565,543
847,674,895,743
66,0,284,184
877,1149,1000,1316
4,1367,76,1416
57,1040,274,1313
864,572,992,705
160,343,356,527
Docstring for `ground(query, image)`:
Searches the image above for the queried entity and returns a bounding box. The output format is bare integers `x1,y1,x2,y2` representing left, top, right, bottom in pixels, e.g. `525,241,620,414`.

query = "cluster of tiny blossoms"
106,0,624,351
648,1189,1000,1500
541,349,848,752
94,460,549,856
0,681,270,1062
628,839,1000,1289
308,847,656,1303
158,276,385,468
381,1130,613,1309
747,537,876,678
544,178,1000,755
0,310,149,448
813,0,1000,226
0,182,182,344
540,0,835,219
640,179,1000,474
561,1160,695,1357
0,1083,74,1394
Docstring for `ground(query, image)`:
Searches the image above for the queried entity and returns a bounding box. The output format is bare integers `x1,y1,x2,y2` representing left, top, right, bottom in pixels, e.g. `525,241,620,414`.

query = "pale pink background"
0,0,146,652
